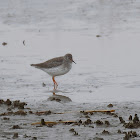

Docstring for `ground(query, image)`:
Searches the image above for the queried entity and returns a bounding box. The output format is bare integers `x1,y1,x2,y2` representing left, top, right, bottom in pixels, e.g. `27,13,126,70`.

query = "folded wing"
31,57,64,69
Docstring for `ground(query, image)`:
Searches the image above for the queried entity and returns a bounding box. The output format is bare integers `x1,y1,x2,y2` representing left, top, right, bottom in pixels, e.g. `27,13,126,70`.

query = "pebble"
107,104,113,108
13,133,18,139
95,120,103,125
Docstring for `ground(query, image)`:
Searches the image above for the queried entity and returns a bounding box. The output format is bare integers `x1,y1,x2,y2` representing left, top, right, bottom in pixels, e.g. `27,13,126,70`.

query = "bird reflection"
47,91,72,103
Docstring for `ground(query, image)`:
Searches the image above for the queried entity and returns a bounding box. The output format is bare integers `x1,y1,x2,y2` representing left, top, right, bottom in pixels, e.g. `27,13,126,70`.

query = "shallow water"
0,0,140,139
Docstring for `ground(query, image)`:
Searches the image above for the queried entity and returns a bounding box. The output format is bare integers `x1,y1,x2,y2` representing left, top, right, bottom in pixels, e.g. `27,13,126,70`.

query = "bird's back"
31,56,64,69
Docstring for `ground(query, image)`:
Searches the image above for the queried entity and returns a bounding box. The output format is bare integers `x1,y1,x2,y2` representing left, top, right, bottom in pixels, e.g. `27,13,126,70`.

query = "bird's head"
64,54,76,64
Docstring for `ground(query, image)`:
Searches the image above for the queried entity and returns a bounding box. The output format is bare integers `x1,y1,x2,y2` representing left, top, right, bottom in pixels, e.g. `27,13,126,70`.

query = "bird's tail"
30,64,40,69
30,64,35,66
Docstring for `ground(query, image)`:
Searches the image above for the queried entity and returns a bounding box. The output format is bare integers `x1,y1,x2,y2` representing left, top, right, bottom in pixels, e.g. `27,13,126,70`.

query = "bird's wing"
31,56,64,69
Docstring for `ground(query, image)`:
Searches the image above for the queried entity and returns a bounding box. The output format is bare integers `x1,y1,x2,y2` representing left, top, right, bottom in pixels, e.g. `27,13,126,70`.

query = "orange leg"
52,76,58,90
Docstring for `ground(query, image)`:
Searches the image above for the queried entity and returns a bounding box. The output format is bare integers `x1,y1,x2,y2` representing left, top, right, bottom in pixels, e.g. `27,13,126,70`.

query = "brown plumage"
31,56,64,69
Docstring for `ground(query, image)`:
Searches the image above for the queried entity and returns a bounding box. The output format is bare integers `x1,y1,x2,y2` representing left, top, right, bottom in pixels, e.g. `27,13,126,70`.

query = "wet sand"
1,97,140,140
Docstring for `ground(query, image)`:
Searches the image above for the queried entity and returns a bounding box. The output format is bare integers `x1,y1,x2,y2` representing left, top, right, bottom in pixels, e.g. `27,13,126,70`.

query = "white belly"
41,64,72,76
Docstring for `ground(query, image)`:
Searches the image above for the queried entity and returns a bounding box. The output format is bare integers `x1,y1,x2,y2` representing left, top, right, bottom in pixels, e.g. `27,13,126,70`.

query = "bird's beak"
72,59,76,64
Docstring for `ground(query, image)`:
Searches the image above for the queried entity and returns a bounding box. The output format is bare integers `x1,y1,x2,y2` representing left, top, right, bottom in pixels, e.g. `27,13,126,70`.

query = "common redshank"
31,54,76,91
